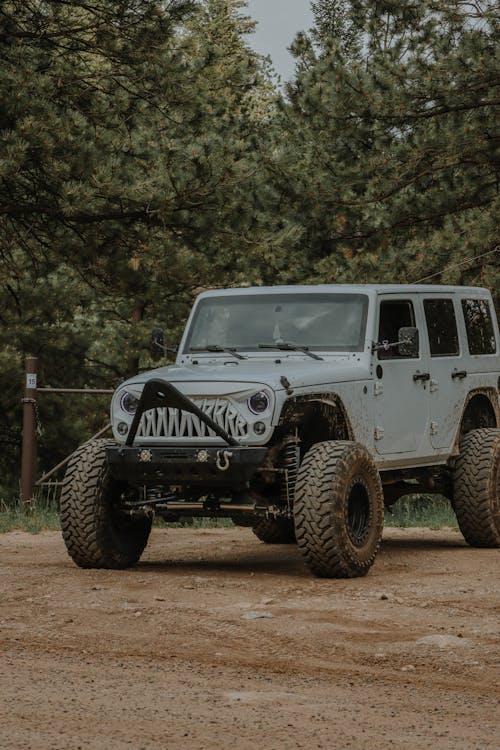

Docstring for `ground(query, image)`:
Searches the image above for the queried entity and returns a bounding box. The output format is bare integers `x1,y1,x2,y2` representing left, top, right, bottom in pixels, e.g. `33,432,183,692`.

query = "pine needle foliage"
0,0,277,486
274,1,499,290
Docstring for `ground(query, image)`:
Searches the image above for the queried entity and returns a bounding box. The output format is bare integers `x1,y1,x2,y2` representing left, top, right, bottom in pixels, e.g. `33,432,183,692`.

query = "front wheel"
60,439,152,569
294,441,384,578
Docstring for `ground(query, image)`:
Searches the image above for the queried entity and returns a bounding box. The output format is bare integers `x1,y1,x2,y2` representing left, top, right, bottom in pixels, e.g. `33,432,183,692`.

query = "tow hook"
216,450,233,472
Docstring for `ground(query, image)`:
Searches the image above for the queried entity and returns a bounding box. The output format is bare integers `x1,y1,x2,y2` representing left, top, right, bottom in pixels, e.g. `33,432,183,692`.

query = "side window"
424,299,459,356
378,300,416,360
462,299,497,355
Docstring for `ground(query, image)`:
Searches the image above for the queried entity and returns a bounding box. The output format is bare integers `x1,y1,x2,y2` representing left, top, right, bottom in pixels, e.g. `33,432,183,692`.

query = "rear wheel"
60,439,152,569
452,428,500,547
294,441,384,578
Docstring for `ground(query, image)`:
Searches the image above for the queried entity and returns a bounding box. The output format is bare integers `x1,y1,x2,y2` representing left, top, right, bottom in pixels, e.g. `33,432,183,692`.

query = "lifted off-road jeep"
60,285,500,577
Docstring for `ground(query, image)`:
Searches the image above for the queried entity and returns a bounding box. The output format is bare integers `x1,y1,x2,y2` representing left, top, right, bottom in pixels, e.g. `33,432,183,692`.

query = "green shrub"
385,494,457,529
0,498,60,533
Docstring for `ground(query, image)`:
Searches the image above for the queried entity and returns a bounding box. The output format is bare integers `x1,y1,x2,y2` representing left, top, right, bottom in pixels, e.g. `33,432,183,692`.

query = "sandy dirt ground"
0,526,499,750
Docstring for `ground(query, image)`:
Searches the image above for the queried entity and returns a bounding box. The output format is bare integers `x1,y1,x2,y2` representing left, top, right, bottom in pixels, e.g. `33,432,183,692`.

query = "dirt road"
1,526,498,750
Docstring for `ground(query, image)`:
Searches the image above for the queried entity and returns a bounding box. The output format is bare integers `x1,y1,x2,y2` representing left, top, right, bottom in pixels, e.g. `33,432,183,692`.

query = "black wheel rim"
346,476,371,547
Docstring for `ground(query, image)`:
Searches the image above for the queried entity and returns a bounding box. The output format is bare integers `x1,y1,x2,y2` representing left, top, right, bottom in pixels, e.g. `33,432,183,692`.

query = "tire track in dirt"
1,527,499,750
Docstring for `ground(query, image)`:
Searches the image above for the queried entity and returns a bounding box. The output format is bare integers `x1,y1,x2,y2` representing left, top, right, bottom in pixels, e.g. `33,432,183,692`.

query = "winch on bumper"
106,445,268,489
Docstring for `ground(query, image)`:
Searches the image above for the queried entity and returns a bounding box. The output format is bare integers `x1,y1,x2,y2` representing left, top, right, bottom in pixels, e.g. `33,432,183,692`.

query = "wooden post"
21,356,38,506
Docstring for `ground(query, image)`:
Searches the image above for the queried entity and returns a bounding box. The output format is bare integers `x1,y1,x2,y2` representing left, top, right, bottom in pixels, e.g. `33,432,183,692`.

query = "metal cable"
411,245,499,284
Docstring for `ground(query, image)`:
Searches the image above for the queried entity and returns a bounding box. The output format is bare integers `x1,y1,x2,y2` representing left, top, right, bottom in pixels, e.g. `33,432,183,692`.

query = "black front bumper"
106,445,268,489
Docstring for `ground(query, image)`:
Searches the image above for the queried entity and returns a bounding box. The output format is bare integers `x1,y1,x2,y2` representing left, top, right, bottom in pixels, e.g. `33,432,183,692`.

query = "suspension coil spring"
280,437,301,512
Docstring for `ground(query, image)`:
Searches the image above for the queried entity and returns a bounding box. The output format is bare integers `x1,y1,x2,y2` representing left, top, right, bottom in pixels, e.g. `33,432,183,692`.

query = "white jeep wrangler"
60,284,500,577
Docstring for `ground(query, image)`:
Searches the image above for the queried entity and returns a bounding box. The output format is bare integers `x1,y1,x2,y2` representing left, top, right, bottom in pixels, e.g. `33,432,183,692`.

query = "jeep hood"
117,357,371,395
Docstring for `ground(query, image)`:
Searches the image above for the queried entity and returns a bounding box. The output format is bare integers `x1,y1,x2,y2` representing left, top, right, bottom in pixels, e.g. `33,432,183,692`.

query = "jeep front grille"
136,398,248,440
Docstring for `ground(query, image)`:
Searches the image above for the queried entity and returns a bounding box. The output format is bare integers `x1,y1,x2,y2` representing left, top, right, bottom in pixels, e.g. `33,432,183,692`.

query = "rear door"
423,295,467,449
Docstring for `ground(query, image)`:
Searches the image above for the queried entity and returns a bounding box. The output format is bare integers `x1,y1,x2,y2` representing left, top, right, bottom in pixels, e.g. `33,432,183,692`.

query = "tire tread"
60,439,151,569
294,441,384,578
453,428,500,548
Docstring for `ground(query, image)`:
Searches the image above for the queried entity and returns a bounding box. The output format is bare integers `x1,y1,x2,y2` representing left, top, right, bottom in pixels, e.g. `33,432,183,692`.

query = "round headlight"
120,391,139,415
248,391,270,415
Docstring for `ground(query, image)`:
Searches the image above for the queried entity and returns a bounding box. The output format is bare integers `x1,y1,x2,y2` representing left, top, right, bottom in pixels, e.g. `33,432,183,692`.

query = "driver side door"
373,296,430,456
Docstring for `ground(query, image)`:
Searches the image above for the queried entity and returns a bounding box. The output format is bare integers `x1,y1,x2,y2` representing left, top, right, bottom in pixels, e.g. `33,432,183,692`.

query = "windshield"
184,293,369,353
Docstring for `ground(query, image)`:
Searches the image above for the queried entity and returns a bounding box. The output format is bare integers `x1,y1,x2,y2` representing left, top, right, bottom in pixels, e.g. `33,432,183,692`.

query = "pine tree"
0,0,277,490
275,1,499,290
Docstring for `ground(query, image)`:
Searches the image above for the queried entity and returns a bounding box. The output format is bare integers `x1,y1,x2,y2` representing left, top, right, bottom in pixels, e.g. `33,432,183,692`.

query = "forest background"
1,0,498,497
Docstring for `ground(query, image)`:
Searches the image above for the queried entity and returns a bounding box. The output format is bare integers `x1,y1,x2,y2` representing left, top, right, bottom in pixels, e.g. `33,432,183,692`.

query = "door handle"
451,370,467,380
413,372,430,382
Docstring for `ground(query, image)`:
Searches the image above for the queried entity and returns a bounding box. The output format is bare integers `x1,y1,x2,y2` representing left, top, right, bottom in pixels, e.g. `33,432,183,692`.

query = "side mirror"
398,327,419,357
150,327,165,362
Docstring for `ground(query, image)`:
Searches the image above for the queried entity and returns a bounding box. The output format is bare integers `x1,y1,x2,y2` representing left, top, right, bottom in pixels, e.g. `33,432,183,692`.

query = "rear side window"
424,299,459,356
461,299,497,355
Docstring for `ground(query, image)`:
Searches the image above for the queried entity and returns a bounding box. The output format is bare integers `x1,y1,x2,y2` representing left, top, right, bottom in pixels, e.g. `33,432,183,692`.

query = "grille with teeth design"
136,398,248,439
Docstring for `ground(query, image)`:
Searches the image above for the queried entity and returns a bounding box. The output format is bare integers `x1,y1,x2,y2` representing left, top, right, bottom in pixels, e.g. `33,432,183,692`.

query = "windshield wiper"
258,343,324,361
189,345,246,360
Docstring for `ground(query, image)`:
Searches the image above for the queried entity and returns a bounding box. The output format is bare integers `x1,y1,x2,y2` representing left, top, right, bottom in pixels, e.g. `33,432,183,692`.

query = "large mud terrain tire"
294,441,384,578
252,518,296,544
452,428,500,547
60,439,152,569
